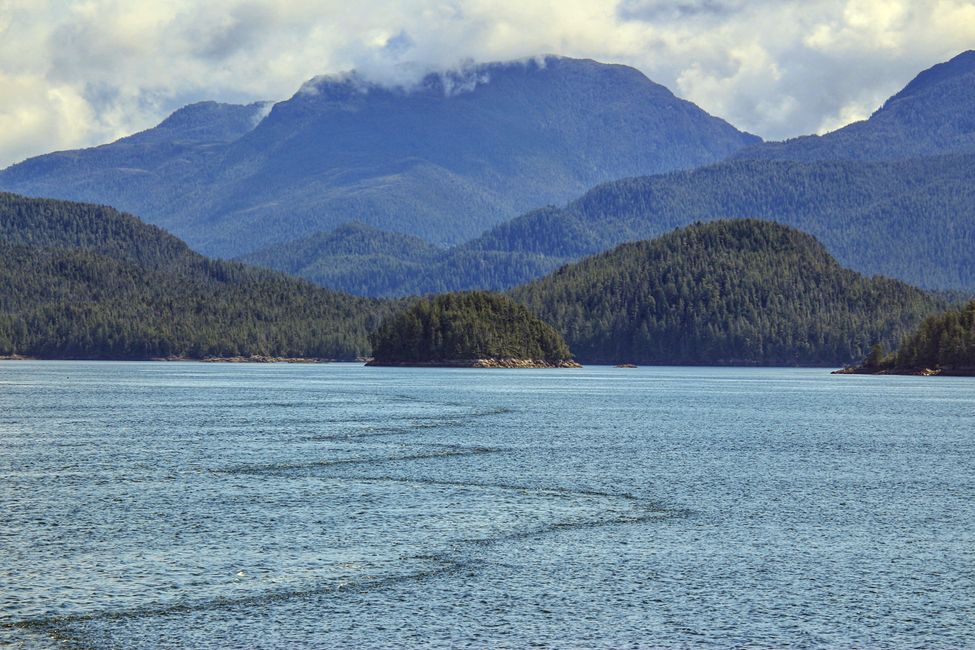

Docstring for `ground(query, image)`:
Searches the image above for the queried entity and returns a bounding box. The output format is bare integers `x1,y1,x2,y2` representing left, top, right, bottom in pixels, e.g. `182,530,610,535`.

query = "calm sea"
1,362,973,648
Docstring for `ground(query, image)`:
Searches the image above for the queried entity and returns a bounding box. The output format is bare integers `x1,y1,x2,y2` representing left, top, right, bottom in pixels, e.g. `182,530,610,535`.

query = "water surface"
1,362,973,647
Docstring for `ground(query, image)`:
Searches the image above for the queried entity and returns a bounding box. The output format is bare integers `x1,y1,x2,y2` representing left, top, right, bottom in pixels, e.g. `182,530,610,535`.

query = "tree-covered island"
367,291,578,367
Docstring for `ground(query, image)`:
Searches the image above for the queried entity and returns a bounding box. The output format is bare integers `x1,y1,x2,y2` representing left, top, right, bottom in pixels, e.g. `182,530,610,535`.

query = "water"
1,362,973,648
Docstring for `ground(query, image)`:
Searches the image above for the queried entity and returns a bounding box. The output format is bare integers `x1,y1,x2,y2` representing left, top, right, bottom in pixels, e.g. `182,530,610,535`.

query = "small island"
367,291,579,368
836,300,975,376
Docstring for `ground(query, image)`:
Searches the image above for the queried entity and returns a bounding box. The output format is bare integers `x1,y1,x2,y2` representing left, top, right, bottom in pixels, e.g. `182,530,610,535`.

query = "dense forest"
238,222,445,297
0,193,394,360
887,301,975,370
369,291,572,364
509,220,946,366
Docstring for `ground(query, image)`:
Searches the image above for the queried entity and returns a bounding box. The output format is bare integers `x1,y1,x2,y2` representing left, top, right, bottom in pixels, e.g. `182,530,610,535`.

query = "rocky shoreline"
365,358,582,368
833,366,975,377
197,356,331,363
0,354,336,363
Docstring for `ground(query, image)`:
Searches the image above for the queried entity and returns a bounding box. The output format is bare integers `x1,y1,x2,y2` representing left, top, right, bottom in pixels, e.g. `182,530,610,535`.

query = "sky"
1,0,973,168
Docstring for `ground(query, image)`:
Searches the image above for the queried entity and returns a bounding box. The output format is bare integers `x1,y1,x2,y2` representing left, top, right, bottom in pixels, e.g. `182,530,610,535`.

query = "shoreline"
365,358,582,369
833,366,975,377
0,355,342,364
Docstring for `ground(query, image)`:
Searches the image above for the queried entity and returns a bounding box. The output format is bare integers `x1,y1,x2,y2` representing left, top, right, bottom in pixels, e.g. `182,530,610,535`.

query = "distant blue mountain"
738,50,975,161
0,56,759,256
239,51,975,295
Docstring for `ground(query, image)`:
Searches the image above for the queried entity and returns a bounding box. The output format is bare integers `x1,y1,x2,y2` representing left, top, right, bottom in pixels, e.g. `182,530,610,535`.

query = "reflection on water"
1,362,973,647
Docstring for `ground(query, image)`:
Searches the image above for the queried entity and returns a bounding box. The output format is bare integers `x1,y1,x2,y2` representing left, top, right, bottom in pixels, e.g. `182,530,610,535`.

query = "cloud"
1,0,974,167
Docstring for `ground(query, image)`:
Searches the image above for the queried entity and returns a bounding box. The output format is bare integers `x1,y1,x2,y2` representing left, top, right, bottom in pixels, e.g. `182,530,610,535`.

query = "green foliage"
894,301,975,369
0,193,396,360
509,220,945,366
369,291,572,363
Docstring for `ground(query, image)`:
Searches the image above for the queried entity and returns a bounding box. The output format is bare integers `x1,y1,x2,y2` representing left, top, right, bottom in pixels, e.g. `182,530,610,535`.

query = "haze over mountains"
0,56,758,256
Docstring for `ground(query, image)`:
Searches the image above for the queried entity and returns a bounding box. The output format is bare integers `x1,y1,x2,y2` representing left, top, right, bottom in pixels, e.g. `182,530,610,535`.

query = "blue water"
1,362,973,648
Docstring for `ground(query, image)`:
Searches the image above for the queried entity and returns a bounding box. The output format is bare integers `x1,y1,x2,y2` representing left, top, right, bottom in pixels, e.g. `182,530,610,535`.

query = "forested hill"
893,301,975,372
369,292,572,366
0,56,759,257
467,154,975,292
0,193,391,360
738,50,975,162
250,153,975,297
238,217,571,298
237,222,443,297
509,220,945,366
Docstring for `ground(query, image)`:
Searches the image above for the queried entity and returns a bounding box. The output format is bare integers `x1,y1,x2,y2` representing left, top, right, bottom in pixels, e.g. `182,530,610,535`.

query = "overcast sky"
1,0,973,168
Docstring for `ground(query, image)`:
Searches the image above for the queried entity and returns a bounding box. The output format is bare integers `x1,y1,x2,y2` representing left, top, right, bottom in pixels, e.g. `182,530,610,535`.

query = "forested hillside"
893,301,975,371
509,220,945,365
238,222,443,296
369,292,572,365
249,154,975,296
0,194,391,359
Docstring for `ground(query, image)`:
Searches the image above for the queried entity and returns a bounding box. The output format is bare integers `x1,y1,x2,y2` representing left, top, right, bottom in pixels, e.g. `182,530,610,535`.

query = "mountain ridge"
736,50,975,161
0,55,759,256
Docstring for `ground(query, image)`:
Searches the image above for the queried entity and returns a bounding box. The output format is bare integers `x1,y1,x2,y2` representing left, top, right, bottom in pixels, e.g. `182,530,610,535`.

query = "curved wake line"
344,475,645,502
219,446,507,475
5,400,689,645
5,502,689,636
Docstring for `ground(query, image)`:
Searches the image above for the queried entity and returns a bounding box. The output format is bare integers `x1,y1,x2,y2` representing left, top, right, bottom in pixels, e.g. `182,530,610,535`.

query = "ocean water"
1,361,973,648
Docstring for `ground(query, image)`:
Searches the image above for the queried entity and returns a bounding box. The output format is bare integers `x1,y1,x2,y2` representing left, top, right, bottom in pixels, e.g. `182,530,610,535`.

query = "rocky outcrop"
831,365,973,376
199,356,330,363
365,358,581,368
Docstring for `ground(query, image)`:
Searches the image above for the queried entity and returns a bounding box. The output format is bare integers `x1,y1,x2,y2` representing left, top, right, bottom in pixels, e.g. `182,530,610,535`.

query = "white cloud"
0,0,973,167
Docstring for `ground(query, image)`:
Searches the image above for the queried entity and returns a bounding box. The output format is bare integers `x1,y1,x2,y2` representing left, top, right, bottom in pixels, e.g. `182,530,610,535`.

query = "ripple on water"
1,362,974,648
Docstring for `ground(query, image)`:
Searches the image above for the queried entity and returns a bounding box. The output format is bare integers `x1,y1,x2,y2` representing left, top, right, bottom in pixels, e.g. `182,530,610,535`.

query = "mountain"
509,220,945,366
468,154,975,291
738,51,975,161
247,153,975,296
0,193,391,360
238,52,975,297
0,56,759,257
237,217,571,297
237,222,443,296
0,102,270,228
368,291,573,366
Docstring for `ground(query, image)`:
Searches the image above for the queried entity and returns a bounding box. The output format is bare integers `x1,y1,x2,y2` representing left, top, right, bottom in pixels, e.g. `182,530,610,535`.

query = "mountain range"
1,50,973,366
0,56,758,256
237,51,975,295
